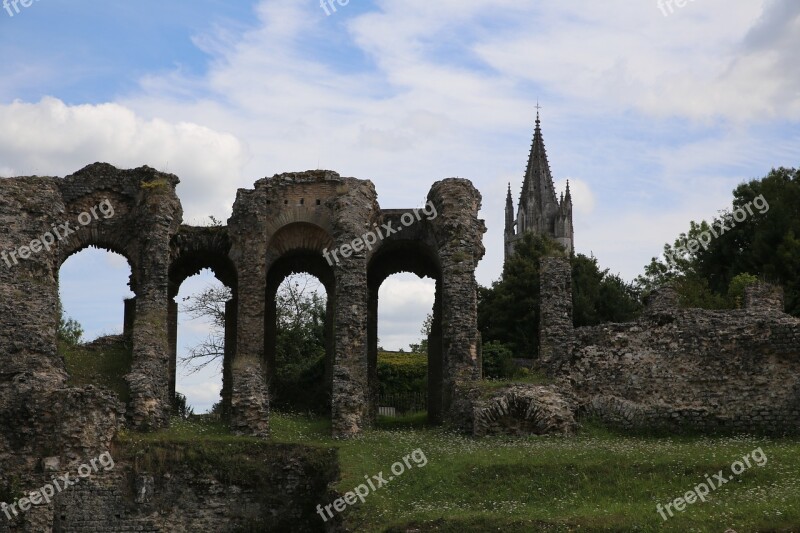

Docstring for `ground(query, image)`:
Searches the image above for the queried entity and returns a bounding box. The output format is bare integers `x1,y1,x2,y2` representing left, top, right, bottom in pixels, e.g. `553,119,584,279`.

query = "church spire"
505,182,515,236
521,107,558,223
505,106,574,261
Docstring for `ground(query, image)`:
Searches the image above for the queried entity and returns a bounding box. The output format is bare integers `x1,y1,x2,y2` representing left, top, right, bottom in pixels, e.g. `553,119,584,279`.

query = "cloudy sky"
3,0,799,411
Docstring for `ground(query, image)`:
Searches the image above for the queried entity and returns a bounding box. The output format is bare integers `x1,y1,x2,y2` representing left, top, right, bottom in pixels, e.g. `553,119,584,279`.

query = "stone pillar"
230,263,270,437
539,256,574,373
126,181,182,431
123,297,136,339
264,289,277,387
366,285,379,424
126,283,173,430
324,295,335,410
428,178,486,422
331,263,369,437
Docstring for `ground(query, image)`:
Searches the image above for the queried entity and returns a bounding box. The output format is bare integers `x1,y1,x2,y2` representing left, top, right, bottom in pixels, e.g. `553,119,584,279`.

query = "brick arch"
265,222,335,268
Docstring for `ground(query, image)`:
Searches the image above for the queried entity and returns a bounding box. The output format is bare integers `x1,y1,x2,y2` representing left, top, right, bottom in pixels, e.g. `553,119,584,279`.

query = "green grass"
267,412,800,532
110,413,800,532
59,336,132,404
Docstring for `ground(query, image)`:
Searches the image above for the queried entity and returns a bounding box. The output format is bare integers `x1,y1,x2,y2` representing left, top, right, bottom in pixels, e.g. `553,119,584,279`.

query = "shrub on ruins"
636,166,800,315
481,341,515,378
478,233,642,359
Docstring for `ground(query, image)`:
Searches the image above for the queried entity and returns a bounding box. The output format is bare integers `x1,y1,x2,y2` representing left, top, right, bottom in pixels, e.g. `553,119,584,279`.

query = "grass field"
127,413,800,532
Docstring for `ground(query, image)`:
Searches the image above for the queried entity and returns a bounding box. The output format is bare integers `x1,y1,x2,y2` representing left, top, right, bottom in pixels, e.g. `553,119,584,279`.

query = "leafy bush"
481,341,516,379
376,351,427,397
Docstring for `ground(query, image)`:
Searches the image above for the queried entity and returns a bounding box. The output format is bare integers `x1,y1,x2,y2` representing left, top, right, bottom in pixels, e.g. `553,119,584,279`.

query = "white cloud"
0,97,248,221
555,178,595,215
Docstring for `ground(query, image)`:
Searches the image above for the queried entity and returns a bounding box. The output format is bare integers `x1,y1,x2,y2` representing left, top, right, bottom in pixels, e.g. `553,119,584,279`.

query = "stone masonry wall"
540,256,800,434
0,444,338,533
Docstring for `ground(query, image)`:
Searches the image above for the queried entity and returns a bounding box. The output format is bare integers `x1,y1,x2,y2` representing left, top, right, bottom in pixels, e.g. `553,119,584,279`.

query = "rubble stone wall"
540,256,800,434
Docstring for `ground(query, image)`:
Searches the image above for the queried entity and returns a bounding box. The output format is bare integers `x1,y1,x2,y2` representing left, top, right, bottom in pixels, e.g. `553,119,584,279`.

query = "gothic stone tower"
504,112,574,260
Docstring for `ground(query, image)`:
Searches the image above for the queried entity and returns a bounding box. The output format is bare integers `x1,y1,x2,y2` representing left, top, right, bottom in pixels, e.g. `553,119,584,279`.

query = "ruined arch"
264,222,335,413
367,238,444,424
168,226,238,418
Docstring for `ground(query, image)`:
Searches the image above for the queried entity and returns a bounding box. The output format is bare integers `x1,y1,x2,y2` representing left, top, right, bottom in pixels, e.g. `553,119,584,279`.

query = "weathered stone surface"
449,382,577,436
540,256,800,434
0,445,339,532
471,385,577,437
0,163,487,528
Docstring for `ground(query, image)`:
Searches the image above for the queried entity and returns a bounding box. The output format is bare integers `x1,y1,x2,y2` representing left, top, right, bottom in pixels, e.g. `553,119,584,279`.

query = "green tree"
478,233,563,358
408,313,432,354
57,300,83,346
636,167,800,315
478,233,640,359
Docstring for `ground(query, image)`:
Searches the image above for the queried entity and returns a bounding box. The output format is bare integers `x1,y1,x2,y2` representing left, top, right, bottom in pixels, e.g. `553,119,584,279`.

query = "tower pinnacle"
504,108,574,260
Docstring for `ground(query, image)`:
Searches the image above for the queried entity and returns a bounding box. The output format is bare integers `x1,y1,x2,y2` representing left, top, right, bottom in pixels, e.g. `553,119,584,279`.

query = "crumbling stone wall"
0,444,339,533
1,165,181,513
540,256,800,434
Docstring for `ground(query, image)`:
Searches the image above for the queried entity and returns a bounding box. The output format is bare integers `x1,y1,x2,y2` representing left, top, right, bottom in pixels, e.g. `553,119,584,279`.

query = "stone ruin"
0,162,487,439
0,162,487,531
540,256,800,434
2,162,800,530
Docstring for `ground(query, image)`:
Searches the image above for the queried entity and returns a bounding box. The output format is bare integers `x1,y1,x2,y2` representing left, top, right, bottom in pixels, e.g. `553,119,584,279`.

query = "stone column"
539,256,574,373
229,264,270,437
123,297,136,339
366,285,379,424
331,262,369,437
167,299,178,402
428,179,486,421
126,273,173,430
126,182,182,431
427,285,444,425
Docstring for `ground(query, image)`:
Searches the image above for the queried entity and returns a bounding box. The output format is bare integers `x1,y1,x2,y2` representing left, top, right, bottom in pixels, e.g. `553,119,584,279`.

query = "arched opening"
58,246,136,405
169,251,237,420
368,241,443,425
265,222,335,417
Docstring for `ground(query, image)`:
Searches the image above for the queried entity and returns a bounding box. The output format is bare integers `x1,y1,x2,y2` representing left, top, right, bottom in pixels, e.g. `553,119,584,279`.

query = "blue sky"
3,0,800,411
